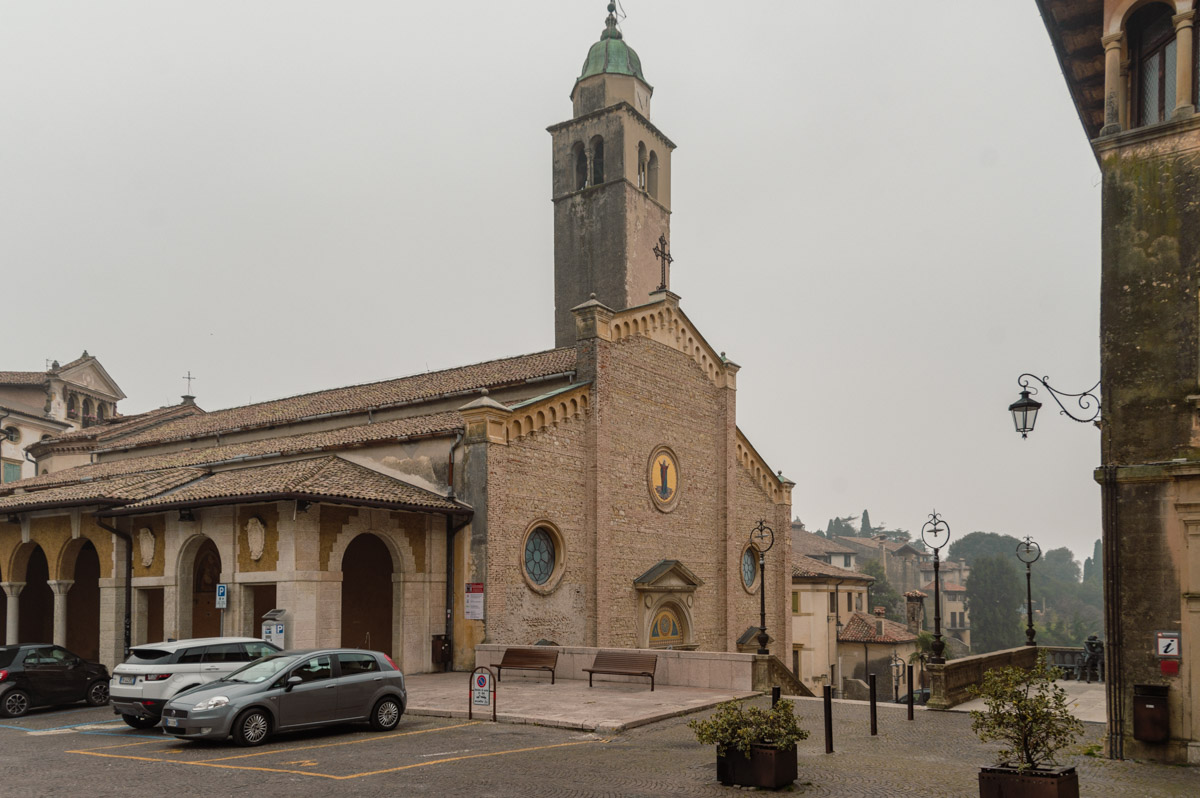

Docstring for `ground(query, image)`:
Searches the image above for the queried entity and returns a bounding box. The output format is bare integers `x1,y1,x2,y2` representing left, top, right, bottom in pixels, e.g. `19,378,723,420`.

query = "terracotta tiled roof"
33,403,205,449
97,348,576,452
0,469,204,512
1,412,465,495
923,581,966,593
792,528,857,557
791,555,872,582
0,371,48,386
837,612,917,644
108,456,464,514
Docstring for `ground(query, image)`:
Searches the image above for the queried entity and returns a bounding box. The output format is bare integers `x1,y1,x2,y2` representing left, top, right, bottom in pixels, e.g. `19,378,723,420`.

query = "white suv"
109,637,280,728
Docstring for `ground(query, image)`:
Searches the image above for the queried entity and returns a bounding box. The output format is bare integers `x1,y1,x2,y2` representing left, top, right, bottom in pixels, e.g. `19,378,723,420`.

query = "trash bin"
1132,684,1169,743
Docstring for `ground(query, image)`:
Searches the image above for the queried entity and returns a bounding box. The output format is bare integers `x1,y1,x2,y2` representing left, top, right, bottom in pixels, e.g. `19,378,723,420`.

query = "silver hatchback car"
160,649,406,746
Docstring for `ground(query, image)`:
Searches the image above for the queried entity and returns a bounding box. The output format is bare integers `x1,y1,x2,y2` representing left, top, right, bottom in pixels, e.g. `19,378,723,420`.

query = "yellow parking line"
75,738,170,751
68,736,602,781
200,721,482,762
343,739,599,779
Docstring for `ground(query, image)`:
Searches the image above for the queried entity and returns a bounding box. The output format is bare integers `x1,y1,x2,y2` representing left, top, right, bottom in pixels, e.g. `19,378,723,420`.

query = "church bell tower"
549,3,676,347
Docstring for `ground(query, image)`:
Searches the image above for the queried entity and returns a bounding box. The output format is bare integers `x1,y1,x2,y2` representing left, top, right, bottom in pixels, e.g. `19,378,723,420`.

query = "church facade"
0,8,792,677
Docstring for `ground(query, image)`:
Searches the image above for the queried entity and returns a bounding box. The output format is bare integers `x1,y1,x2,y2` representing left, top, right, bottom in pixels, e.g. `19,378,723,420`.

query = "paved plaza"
1,679,1196,797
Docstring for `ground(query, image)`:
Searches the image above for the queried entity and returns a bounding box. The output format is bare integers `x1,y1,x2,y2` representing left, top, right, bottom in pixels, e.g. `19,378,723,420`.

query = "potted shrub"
688,699,809,790
968,651,1085,798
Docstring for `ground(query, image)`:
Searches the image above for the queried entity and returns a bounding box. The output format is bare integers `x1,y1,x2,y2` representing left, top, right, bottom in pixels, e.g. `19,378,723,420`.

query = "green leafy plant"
967,651,1084,771
688,699,809,758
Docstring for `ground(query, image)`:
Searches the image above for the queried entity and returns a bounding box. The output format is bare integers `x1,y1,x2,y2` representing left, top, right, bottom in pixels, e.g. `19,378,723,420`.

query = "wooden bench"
583,651,658,691
496,647,558,684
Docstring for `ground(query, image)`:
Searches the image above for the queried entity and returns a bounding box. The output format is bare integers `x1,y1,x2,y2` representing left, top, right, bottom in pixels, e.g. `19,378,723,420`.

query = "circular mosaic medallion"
647,446,681,512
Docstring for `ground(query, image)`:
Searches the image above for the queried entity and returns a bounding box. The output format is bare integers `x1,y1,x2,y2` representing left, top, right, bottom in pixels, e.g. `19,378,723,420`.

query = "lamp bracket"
1017,374,1101,426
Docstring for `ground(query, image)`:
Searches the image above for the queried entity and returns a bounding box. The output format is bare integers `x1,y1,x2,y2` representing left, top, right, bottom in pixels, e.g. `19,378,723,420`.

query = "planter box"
716,744,797,790
978,765,1078,798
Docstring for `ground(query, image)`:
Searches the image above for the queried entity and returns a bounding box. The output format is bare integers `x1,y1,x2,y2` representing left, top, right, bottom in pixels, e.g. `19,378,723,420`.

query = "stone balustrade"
926,645,1039,710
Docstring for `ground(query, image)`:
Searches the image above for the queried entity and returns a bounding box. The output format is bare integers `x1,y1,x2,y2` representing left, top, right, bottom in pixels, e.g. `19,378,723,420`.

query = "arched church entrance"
340,533,393,655
65,540,101,661
191,539,222,639
18,545,52,643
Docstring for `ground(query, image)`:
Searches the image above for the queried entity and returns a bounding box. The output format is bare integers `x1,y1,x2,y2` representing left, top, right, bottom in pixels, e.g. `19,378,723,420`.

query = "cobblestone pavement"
2,696,1198,796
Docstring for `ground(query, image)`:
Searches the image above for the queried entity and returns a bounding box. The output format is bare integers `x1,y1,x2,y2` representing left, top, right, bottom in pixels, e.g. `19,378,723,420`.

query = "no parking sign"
469,666,496,721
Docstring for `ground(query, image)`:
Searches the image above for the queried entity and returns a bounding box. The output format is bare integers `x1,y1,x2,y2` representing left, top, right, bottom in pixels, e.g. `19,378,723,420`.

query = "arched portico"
12,543,52,644
59,539,101,661
176,535,223,639
327,523,415,668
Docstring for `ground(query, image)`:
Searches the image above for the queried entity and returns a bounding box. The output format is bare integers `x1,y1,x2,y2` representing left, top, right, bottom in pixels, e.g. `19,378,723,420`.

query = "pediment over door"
633,560,702,650
633,559,703,594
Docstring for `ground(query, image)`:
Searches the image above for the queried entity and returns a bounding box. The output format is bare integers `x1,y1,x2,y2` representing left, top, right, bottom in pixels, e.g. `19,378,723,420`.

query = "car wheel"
369,696,402,731
2,689,31,718
86,680,109,706
121,714,159,730
233,709,272,747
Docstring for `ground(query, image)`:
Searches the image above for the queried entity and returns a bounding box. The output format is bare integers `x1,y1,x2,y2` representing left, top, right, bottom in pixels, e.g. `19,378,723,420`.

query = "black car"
0,644,110,717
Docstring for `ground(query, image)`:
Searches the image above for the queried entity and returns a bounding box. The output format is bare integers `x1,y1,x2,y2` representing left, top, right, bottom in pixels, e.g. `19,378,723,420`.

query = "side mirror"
285,675,302,692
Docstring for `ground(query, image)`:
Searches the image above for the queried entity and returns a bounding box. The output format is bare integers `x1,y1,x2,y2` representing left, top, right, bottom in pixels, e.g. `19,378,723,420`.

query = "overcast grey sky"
1,2,1102,563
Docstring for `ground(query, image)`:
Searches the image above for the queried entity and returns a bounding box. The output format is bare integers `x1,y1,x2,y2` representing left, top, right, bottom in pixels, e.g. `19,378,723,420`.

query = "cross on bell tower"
653,235,673,291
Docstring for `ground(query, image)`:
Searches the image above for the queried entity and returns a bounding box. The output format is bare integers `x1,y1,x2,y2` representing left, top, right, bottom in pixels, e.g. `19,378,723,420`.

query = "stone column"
1174,12,1196,119
47,580,75,647
1101,32,1125,135
2,582,24,644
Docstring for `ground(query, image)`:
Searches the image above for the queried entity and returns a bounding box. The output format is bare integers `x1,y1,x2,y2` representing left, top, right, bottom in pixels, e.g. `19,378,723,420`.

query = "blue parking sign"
215,583,227,609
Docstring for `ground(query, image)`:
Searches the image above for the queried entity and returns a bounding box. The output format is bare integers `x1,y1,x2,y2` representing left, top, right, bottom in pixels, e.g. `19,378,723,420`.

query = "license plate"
119,676,136,685
165,717,178,727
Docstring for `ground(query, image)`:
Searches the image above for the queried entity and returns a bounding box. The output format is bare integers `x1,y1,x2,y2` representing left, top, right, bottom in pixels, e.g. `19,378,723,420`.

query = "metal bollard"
907,664,914,721
869,673,877,736
823,685,833,754
771,686,781,708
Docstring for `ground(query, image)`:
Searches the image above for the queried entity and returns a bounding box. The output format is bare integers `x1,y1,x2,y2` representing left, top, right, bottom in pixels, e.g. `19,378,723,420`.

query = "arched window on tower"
590,136,605,186
573,142,587,191
66,394,77,420
1129,3,1178,127
647,150,659,199
637,142,647,191
82,398,94,427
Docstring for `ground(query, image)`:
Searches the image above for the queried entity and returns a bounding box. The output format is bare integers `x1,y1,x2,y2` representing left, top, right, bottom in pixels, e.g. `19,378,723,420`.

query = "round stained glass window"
524,527,556,585
742,548,757,588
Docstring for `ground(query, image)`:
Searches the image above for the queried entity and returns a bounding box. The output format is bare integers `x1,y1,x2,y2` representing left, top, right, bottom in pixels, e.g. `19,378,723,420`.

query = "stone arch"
1107,0,1189,35
339,533,395,655
637,141,647,190
648,150,660,199
62,538,100,660
176,534,222,639
646,596,693,649
328,527,410,663
590,135,605,185
16,543,52,643
573,141,587,190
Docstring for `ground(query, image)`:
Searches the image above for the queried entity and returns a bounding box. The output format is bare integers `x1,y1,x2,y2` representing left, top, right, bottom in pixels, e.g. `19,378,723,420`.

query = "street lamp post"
750,520,775,655
920,511,951,664
1008,374,1101,438
890,651,904,702
1017,536,1042,646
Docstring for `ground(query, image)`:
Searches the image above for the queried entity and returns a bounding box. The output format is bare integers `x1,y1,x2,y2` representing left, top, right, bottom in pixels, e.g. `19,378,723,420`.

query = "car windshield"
225,655,294,683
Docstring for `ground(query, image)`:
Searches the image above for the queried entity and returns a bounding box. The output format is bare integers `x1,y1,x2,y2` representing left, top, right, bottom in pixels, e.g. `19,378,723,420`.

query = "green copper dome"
577,4,648,85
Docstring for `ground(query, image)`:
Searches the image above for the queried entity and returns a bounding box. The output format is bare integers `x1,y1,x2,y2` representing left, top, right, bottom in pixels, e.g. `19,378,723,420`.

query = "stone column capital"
1174,10,1196,29
1101,32,1124,49
0,581,26,598
47,579,75,596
